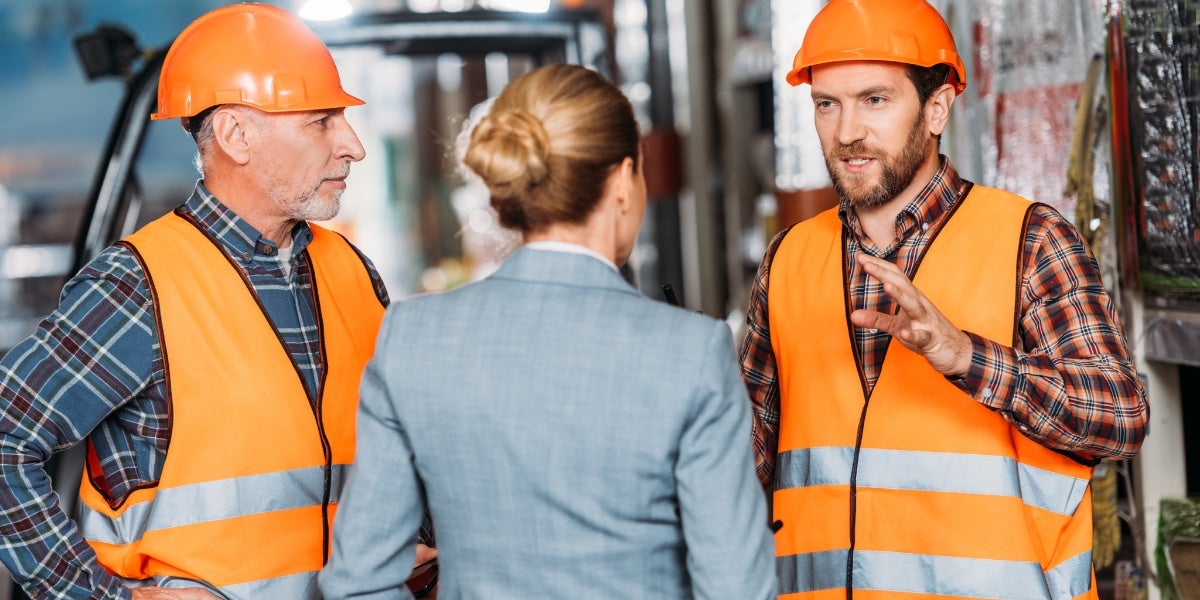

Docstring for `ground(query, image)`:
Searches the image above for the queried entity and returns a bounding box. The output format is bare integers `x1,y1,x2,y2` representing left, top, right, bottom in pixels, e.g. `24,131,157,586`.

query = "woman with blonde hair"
320,63,775,599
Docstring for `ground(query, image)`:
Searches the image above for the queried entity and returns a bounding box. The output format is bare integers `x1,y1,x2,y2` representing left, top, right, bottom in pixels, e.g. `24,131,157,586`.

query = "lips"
837,154,876,174
323,169,350,187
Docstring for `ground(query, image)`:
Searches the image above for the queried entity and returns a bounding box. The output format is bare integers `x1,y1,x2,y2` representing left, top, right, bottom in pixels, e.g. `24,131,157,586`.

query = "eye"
814,99,835,110
865,96,886,106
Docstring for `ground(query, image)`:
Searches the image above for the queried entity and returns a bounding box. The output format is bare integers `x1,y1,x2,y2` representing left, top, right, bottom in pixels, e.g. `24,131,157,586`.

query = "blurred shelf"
730,36,773,86
1144,295,1200,368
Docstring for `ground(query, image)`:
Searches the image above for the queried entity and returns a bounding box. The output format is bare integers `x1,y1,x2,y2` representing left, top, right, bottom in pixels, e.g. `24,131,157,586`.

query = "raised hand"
849,253,973,377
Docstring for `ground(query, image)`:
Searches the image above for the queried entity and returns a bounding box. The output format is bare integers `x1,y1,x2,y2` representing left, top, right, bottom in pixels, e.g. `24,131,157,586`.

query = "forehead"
809,61,914,96
248,108,337,132
270,107,338,120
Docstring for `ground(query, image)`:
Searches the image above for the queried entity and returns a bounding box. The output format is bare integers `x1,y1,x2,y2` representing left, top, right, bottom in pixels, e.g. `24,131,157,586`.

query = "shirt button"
921,223,930,232
241,251,252,263
980,388,994,399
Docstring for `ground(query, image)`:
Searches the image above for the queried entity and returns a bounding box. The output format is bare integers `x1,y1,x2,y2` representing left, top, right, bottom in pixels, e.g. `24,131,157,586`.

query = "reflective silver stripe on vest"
777,549,1092,598
81,463,350,546
776,447,1088,516
143,571,319,600
219,571,320,600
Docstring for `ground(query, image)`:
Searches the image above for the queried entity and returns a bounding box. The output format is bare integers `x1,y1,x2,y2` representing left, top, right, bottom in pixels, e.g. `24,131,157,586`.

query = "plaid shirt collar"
179,181,315,261
836,156,968,250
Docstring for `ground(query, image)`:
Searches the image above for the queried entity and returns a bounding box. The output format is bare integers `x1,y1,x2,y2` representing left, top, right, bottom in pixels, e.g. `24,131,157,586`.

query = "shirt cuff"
946,332,1020,412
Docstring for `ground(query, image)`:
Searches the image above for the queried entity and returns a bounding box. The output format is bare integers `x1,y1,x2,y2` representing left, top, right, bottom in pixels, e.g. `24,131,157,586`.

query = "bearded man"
740,1,1149,598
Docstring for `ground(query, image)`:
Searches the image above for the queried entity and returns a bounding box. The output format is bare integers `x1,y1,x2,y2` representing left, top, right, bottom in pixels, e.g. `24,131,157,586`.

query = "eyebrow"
812,85,900,102
856,85,898,97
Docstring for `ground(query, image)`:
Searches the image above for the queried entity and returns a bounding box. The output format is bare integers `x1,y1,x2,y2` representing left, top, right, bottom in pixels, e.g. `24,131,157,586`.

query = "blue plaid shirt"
0,182,388,599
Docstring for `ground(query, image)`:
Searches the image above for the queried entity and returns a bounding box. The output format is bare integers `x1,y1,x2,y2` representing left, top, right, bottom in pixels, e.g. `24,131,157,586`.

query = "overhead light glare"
479,0,552,13
299,0,353,21
408,0,439,11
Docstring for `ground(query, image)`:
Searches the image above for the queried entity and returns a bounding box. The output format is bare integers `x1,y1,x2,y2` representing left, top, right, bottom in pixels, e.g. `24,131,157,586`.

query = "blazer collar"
491,246,640,296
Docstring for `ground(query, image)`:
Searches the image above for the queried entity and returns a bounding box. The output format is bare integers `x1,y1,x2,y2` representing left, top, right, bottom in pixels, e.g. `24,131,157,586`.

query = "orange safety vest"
768,186,1096,600
78,210,384,599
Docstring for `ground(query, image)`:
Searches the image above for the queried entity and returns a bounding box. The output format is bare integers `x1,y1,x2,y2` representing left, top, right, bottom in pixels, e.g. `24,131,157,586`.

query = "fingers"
858,254,924,316
849,308,893,332
856,254,934,347
854,254,922,340
852,308,924,346
415,543,438,567
855,254,972,376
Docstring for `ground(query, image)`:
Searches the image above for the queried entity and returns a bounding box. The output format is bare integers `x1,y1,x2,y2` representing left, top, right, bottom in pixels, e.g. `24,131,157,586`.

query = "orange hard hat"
786,0,966,95
152,3,363,120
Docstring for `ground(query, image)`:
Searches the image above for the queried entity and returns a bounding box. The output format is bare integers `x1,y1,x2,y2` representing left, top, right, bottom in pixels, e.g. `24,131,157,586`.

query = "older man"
0,5,386,598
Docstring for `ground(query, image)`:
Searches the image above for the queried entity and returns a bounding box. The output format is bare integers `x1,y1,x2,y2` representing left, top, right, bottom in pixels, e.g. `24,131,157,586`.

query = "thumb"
849,308,888,330
851,309,912,339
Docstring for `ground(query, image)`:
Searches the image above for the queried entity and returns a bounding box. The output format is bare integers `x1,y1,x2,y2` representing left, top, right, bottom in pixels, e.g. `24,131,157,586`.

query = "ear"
925,83,957,137
210,107,254,165
612,156,637,214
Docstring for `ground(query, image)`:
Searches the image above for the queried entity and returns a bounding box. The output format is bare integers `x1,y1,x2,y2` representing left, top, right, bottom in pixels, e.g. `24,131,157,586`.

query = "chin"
312,199,342,222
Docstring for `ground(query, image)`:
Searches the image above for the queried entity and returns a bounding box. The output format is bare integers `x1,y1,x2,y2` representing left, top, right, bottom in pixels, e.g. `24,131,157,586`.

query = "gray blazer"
320,247,776,599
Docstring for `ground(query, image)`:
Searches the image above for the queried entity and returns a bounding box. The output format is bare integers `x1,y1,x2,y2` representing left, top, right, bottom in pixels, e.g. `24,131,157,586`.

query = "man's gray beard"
285,191,342,222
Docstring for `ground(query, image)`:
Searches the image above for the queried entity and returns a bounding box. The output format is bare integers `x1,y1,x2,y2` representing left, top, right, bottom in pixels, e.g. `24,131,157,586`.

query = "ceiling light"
299,0,353,21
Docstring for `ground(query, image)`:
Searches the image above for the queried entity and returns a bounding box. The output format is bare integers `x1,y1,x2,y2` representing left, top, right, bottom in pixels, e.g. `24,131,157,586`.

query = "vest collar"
181,181,314,263
837,155,968,249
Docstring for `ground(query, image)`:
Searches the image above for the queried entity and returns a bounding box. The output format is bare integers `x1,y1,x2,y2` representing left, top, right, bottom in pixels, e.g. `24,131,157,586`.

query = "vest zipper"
310,396,334,564
846,392,871,600
842,231,875,600
305,256,335,564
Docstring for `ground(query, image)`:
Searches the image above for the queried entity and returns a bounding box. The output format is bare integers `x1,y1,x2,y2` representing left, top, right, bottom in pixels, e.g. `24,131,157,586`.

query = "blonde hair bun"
464,108,550,200
456,64,638,233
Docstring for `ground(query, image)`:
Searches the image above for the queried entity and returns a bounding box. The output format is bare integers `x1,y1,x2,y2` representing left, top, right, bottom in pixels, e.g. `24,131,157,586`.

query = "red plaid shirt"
740,158,1149,489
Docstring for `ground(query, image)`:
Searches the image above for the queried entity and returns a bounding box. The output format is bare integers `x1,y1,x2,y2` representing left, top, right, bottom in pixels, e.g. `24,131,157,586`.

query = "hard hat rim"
785,55,967,95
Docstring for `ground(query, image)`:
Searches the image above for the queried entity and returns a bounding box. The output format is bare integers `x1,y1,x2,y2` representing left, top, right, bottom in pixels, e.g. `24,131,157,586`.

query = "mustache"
325,163,352,180
831,141,879,159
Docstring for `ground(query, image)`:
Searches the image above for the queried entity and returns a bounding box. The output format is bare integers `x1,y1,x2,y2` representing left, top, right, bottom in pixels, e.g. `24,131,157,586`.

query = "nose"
835,105,866,147
334,114,366,162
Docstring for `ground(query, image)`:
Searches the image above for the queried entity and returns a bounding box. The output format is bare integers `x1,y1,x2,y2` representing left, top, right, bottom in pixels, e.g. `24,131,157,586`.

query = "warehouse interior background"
0,0,1197,598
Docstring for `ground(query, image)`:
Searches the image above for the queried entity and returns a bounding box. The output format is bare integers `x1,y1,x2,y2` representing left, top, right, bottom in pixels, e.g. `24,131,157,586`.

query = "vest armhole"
1012,202,1099,471
90,241,167,510
329,229,389,309
765,224,797,276
1012,202,1043,350
763,222,801,333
